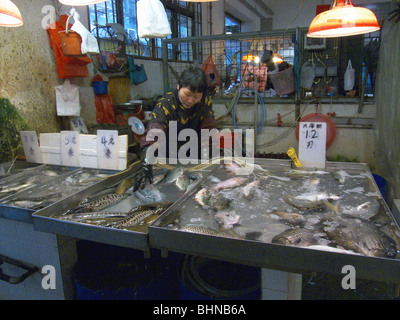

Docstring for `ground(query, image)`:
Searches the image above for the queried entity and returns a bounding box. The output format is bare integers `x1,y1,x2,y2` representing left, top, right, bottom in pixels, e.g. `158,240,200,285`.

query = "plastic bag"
137,0,171,38
300,62,316,90
95,94,115,124
55,79,81,116
70,10,99,54
201,55,221,88
344,59,355,91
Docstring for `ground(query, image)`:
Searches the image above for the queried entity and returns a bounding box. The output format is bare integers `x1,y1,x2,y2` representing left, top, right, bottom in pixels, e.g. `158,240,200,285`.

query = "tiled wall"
0,218,77,300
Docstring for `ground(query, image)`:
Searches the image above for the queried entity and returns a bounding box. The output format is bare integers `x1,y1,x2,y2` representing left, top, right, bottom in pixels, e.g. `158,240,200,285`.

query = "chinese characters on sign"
97,130,119,170
61,131,80,167
20,131,43,163
298,122,327,169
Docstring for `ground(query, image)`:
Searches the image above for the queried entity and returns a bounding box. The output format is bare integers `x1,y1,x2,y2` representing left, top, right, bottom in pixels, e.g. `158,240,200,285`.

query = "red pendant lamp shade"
307,0,380,38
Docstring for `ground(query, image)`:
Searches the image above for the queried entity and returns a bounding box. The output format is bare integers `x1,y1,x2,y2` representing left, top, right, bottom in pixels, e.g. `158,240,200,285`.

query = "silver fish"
273,211,306,225
323,217,397,258
211,177,248,192
194,187,211,207
242,180,261,198
77,193,128,212
164,167,185,184
58,211,129,221
179,225,244,239
272,228,317,246
135,184,164,202
176,172,190,192
214,210,240,229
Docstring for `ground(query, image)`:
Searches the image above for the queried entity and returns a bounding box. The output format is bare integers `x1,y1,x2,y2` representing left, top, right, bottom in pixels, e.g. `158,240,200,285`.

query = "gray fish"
58,211,129,221
176,172,190,192
208,193,231,211
323,217,398,258
164,167,185,184
272,211,306,225
135,184,164,202
272,228,317,246
214,210,240,229
194,187,211,207
179,225,244,239
76,193,128,212
112,209,157,229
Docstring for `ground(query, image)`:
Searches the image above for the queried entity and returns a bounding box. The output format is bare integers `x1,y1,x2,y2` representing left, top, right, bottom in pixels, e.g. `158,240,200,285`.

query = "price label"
69,116,88,134
61,131,80,167
97,130,118,170
20,131,43,163
298,122,327,169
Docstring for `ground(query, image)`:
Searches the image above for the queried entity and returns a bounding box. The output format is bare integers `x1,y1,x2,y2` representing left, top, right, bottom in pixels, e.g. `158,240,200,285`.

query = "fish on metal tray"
115,178,132,195
284,193,340,212
214,210,240,229
271,228,319,247
176,172,190,192
135,184,164,202
272,211,306,225
57,211,129,221
164,167,185,184
194,187,211,207
211,177,248,192
208,193,231,211
322,216,398,258
242,180,261,198
179,225,245,240
76,193,128,213
111,203,171,230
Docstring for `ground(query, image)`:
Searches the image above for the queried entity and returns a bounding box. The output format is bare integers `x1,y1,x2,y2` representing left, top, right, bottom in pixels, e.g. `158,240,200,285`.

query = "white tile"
262,288,288,300
261,268,288,291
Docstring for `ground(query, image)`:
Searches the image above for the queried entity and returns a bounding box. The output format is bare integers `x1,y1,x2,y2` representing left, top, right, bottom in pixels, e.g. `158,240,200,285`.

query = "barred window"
88,0,202,60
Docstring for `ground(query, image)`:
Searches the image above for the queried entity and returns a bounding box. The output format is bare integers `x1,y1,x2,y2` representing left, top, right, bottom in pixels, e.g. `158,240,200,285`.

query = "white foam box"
79,134,127,170
39,133,61,165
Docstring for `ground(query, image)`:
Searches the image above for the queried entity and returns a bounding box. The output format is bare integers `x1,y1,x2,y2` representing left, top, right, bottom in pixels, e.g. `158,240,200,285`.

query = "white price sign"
61,131,80,167
20,131,43,163
298,122,327,169
97,130,119,170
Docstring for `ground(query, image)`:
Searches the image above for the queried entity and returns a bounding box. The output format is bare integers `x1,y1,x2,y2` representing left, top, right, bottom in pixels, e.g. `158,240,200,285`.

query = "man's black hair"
178,67,208,93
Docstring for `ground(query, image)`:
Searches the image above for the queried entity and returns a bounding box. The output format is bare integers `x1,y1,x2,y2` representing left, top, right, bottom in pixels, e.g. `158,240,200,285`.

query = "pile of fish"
1,169,112,210
162,162,399,259
53,166,203,232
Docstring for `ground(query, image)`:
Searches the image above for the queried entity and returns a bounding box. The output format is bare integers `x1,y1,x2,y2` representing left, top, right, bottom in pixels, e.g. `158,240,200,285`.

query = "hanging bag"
137,0,172,38
344,59,355,91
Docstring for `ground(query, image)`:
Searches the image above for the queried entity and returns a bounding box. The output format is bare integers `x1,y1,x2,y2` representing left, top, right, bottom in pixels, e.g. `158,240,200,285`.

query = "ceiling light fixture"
307,0,380,38
59,0,109,6
0,0,23,27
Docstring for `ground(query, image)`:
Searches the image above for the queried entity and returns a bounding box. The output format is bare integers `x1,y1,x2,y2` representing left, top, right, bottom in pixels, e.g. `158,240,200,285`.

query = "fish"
11,200,47,210
224,162,242,174
115,178,132,195
214,210,240,229
0,182,32,193
210,177,248,192
194,187,211,207
284,193,340,211
323,217,398,258
135,184,164,202
208,193,231,211
272,211,306,225
242,180,261,198
176,172,190,192
42,170,59,177
179,225,244,239
164,167,185,184
76,193,128,213
272,228,318,246
306,245,355,254
57,211,129,221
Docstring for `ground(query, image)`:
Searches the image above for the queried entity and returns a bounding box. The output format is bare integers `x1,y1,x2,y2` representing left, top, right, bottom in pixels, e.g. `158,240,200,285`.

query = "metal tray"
0,166,128,223
149,159,400,283
0,160,41,179
32,163,208,253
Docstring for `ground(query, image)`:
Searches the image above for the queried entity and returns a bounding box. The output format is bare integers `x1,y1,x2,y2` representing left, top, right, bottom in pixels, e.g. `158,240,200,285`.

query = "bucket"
58,14,84,57
177,255,261,300
73,241,180,300
269,66,295,95
373,173,387,201
217,132,237,149
92,81,109,95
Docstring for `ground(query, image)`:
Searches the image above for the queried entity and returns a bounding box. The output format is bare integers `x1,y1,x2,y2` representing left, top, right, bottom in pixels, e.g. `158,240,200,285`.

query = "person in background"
134,66,216,191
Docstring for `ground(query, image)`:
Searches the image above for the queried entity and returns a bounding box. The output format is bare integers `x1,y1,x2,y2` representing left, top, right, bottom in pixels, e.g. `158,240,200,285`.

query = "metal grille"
162,30,298,97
